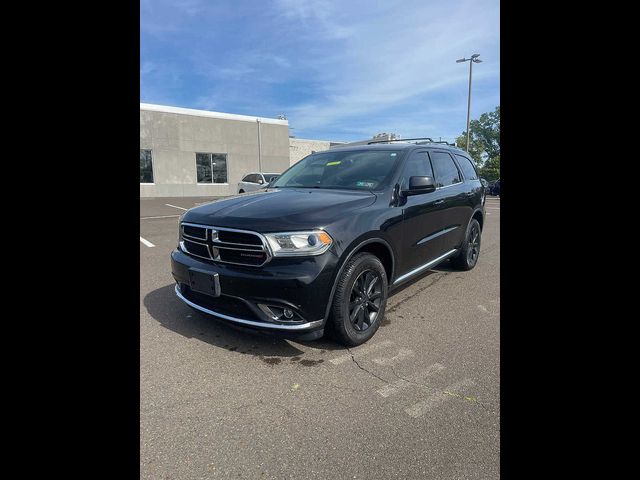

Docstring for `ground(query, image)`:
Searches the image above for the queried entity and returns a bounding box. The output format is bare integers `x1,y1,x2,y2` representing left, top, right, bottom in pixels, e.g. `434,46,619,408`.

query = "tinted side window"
455,154,478,180
242,174,252,182
401,151,433,189
430,152,462,187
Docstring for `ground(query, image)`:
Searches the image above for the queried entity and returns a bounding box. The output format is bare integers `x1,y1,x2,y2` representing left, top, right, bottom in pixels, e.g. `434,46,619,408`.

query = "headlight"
264,230,333,257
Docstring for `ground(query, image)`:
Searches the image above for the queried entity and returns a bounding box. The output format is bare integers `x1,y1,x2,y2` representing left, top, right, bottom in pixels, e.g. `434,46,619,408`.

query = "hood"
182,188,377,231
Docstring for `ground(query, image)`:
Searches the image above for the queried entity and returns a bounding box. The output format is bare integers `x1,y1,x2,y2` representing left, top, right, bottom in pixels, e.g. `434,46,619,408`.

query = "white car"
237,172,280,194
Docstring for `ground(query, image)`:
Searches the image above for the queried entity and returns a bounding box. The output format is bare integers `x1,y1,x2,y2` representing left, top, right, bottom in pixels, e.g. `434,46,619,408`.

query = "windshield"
271,150,402,190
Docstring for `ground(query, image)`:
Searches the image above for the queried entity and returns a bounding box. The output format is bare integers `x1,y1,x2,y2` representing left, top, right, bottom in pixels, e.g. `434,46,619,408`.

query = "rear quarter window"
455,154,479,180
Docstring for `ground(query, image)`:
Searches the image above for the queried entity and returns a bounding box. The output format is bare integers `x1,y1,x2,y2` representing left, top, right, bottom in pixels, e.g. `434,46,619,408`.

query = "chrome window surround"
180,222,273,267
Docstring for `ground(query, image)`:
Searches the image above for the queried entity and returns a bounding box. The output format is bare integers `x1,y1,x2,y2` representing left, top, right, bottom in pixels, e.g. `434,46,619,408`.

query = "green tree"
479,155,500,181
455,106,500,179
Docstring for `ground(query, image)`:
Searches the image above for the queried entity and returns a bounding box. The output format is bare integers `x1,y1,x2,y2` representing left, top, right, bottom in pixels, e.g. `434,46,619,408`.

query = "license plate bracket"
188,268,221,297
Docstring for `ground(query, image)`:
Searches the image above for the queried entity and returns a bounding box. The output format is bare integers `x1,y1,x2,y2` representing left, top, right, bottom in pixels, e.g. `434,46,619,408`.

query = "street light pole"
456,54,482,152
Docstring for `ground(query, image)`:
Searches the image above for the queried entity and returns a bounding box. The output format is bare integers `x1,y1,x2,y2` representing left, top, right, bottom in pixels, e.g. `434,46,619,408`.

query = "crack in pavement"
347,348,389,384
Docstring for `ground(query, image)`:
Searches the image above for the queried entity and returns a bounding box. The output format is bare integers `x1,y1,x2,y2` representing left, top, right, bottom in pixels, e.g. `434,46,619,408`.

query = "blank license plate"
188,269,221,297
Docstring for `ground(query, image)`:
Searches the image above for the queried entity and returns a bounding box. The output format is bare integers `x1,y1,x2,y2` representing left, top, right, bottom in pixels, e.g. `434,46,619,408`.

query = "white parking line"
165,203,188,211
486,207,500,210
372,348,414,366
140,214,181,220
140,236,155,247
405,378,475,418
329,340,394,365
377,363,445,397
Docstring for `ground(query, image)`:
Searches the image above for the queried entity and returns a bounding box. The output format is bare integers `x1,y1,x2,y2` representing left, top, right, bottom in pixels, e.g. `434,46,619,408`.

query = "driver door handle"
434,199,445,205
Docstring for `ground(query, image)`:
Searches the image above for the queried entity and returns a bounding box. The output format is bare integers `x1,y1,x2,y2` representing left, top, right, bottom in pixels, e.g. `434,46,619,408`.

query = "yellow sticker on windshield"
326,161,341,166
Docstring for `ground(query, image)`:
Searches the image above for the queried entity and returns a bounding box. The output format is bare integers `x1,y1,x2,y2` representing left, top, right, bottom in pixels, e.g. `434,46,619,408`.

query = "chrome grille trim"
180,222,272,267
181,224,208,241
211,239,265,249
179,240,213,261
213,244,266,252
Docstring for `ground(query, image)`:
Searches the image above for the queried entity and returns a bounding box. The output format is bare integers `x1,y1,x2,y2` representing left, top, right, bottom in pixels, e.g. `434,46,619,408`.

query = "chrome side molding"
416,225,460,246
393,249,458,285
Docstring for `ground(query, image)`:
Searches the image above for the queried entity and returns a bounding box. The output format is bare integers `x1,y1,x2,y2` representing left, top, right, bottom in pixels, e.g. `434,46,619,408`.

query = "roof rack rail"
428,140,457,147
368,137,458,147
367,137,434,144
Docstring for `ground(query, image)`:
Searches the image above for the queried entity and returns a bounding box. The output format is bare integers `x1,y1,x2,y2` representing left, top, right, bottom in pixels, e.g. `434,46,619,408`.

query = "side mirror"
258,179,264,185
402,176,436,196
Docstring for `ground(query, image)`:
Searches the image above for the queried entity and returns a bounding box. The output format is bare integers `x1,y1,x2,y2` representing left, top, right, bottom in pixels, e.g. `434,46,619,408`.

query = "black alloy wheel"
330,252,388,346
348,269,383,332
450,218,482,271
467,223,480,266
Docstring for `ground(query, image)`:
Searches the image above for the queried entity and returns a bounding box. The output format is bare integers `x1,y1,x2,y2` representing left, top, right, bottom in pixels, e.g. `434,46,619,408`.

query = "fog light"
283,308,294,319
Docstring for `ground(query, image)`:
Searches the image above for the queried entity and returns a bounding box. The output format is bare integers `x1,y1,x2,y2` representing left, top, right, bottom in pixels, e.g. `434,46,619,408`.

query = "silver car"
237,172,280,194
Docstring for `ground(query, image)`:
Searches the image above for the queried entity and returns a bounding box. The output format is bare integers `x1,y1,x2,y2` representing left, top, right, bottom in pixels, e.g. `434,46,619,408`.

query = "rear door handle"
434,199,445,205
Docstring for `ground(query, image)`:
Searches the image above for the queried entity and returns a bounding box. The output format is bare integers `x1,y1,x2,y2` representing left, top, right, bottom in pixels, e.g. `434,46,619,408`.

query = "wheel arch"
322,237,395,323
471,208,484,230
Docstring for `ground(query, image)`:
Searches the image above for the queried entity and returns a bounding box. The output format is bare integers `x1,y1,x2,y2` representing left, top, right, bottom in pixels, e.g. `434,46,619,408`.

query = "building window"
196,153,228,184
140,149,154,184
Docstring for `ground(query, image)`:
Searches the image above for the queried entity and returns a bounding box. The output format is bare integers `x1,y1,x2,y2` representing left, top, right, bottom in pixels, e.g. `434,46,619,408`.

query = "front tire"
329,253,388,346
450,218,481,271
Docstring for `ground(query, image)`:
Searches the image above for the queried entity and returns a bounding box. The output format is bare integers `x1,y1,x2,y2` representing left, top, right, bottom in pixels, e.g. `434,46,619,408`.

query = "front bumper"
174,285,324,332
170,248,337,335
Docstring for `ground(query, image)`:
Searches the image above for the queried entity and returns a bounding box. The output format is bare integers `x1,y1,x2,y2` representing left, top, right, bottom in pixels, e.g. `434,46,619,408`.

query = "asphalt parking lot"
140,195,500,479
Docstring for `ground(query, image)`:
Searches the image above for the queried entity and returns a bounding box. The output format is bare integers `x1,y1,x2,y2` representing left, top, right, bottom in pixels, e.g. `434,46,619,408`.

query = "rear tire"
238,189,245,194
450,218,481,271
329,253,388,346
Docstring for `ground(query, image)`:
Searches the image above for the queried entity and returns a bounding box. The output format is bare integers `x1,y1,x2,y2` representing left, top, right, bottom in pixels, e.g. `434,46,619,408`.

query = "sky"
141,0,499,142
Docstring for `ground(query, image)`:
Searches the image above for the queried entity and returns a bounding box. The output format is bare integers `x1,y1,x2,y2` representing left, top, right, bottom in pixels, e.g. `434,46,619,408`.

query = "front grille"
180,223,270,267
218,230,262,245
182,224,207,240
219,249,268,266
182,286,261,321
182,239,211,260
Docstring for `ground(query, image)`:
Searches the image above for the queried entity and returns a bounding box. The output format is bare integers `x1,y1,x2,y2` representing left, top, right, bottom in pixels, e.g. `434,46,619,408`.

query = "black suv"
171,141,485,346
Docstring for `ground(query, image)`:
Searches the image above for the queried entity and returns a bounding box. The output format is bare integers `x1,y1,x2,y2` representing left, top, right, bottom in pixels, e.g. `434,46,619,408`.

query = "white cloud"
272,0,499,136
141,0,499,140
